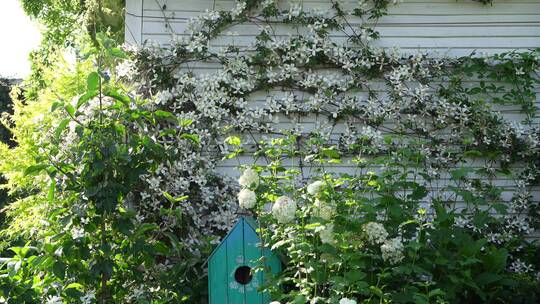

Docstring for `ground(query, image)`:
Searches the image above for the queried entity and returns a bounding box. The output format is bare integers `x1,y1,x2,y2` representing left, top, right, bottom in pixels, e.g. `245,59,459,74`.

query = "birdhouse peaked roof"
207,216,260,262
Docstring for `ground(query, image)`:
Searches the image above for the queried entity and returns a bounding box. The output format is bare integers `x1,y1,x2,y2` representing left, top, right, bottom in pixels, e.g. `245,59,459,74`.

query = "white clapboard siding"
125,0,540,238
126,0,540,55
126,0,540,56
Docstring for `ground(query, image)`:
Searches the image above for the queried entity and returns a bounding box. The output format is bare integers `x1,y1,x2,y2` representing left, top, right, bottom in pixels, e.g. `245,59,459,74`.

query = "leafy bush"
0,37,207,303
235,136,540,303
0,77,16,236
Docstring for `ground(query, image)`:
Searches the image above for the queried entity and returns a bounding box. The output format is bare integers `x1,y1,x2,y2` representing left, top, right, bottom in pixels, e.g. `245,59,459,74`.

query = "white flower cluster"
363,222,389,244
380,237,405,264
339,298,357,304
80,291,96,304
237,188,257,209
363,222,405,264
307,180,325,195
117,0,540,287
238,168,259,188
317,223,335,244
313,199,335,220
509,258,535,274
45,296,62,304
237,168,259,209
272,196,297,223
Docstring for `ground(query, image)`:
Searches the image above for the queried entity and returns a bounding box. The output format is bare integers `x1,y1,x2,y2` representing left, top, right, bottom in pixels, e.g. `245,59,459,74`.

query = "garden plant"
0,0,539,303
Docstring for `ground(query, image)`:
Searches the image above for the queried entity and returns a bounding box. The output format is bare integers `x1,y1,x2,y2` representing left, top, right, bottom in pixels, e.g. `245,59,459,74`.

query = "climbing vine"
122,0,539,301
0,0,538,303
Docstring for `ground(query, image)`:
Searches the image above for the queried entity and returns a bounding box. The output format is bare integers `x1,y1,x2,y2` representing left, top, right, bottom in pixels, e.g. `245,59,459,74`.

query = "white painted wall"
126,0,540,56
125,0,540,238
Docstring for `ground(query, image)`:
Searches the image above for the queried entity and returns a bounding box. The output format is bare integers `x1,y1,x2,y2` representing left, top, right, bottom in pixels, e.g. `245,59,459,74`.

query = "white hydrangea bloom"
314,199,335,220
237,188,257,209
269,302,281,304
307,180,325,195
238,168,259,188
339,298,357,304
318,224,335,244
381,237,405,264
363,222,388,244
272,196,297,223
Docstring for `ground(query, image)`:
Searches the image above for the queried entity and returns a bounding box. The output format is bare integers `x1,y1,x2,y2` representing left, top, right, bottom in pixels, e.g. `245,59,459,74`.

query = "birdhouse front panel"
208,217,281,304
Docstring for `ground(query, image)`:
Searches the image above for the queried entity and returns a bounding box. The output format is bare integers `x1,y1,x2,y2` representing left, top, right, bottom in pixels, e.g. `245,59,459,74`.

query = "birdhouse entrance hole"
234,265,252,285
208,217,282,303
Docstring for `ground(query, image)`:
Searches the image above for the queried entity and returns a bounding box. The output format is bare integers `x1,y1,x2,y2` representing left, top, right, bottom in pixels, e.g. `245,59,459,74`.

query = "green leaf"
163,192,188,204
483,248,508,273
225,136,242,146
164,232,181,249
65,104,75,117
24,164,48,176
492,203,509,214
110,47,127,59
450,167,473,180
50,101,63,112
9,246,31,259
86,72,99,91
154,110,174,119
321,148,340,159
344,270,366,282
475,272,502,286
65,283,84,291
48,179,56,203
223,148,243,160
304,222,322,230
428,289,445,298
181,133,200,144
408,185,428,200
54,119,70,139
103,88,130,106
136,223,158,235
53,261,66,279
87,72,100,92
153,241,170,255
179,118,193,127
76,91,98,109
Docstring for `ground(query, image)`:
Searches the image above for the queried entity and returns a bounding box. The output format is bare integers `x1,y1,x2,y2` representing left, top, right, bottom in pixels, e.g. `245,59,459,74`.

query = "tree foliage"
19,0,125,100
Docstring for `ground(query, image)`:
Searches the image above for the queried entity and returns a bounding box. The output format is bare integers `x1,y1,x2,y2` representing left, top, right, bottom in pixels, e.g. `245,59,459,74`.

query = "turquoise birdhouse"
208,216,282,304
